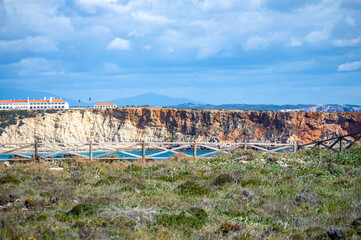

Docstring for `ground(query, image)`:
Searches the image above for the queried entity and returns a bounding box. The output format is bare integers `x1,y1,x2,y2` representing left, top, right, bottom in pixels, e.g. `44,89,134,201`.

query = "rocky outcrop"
0,108,360,144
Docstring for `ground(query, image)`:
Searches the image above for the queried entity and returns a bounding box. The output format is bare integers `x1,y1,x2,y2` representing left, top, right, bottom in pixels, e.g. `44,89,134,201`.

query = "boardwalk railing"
1,141,296,161
1,132,360,162
297,132,361,153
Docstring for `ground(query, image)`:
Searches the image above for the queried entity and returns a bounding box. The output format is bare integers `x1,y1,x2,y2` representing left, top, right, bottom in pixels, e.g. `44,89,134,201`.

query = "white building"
0,97,69,110
94,102,117,109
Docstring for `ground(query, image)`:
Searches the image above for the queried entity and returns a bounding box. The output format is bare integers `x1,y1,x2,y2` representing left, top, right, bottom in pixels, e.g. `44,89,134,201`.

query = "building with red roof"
0,97,69,110
94,102,117,109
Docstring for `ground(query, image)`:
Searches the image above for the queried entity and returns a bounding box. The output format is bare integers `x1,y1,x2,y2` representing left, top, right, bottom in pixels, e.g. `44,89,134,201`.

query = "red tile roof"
0,99,66,103
94,103,117,106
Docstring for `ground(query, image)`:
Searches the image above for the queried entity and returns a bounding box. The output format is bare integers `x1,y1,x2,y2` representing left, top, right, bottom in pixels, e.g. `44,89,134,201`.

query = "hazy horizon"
1,88,360,107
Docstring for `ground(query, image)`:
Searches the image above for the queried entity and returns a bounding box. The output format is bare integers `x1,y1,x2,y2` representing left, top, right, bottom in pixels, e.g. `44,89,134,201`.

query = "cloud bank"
0,0,360,104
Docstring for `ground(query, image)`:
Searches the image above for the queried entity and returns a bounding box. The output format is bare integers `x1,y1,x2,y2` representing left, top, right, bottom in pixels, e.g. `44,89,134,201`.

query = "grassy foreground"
0,147,360,239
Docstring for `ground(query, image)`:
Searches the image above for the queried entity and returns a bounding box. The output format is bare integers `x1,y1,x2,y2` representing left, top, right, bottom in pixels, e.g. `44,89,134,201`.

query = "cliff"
0,108,360,144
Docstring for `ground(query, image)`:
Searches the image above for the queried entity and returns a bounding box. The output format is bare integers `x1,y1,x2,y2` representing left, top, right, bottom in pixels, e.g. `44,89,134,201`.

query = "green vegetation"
0,110,34,135
0,110,60,135
0,146,360,239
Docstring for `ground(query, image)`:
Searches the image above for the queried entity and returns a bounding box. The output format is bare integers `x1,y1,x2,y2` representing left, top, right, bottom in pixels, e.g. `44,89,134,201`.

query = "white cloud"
345,16,355,26
131,12,171,24
107,38,131,50
78,26,111,38
3,58,63,76
0,36,58,52
157,29,226,59
333,35,361,47
101,62,124,73
305,31,329,43
244,36,269,50
199,0,265,11
2,0,74,39
0,0,360,61
199,0,235,11
289,37,302,47
128,31,144,38
142,45,152,50
277,60,315,73
247,60,316,74
337,61,361,71
196,42,223,59
75,0,118,13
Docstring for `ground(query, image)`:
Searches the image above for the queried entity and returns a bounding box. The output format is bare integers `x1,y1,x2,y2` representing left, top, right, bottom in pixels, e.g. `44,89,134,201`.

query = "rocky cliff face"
0,108,360,144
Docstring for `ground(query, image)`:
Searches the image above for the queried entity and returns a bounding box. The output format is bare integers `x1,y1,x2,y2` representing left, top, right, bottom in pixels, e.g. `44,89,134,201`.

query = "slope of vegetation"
0,146,360,239
0,110,60,136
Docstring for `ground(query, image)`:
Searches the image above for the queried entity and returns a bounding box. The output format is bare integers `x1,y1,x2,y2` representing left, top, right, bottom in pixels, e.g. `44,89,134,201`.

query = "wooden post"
244,141,247,150
89,141,93,160
293,142,297,153
34,140,39,160
339,137,343,152
142,141,146,160
193,141,197,160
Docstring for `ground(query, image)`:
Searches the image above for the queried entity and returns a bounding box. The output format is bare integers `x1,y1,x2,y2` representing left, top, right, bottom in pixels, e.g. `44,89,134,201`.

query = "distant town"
0,97,117,110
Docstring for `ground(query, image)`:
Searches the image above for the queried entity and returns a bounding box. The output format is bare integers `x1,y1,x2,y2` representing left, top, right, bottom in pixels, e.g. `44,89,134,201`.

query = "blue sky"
0,0,360,104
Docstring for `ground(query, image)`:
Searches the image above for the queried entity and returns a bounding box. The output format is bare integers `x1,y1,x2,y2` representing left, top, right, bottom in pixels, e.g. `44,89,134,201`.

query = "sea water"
0,150,218,160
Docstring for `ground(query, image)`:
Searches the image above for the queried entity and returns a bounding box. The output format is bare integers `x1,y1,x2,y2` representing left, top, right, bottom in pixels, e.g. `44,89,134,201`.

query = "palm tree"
78,99,81,108
89,97,92,108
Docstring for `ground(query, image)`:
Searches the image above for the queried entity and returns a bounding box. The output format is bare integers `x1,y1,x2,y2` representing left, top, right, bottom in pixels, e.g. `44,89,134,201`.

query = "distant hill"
1,88,359,112
0,90,201,107
168,103,361,112
0,88,86,107
167,103,314,111
110,93,203,107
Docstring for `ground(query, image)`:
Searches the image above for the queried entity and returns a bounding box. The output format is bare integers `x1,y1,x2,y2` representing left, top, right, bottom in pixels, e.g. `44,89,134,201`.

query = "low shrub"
212,173,235,186
241,178,263,187
304,226,326,239
156,208,207,229
217,222,242,235
67,203,97,217
0,175,20,185
157,171,190,182
95,175,116,186
187,207,208,220
177,181,210,196
346,143,361,154
0,195,9,205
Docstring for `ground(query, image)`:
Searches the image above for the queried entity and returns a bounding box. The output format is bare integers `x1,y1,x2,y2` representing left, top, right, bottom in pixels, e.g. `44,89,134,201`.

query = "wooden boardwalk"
1,132,360,162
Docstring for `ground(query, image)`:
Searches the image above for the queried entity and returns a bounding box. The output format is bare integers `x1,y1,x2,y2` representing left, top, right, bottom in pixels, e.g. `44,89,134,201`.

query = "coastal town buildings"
0,97,69,110
94,102,117,109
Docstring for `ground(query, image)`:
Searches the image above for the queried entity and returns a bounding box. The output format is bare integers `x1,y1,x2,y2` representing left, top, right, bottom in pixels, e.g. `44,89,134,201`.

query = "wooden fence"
1,141,295,162
297,132,361,153
0,132,360,162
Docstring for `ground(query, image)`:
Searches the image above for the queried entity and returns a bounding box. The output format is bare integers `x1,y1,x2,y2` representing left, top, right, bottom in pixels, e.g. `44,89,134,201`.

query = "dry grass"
0,146,360,239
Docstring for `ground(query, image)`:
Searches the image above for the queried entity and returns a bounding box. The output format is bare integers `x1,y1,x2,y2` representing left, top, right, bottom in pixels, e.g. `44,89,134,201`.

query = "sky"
0,0,360,105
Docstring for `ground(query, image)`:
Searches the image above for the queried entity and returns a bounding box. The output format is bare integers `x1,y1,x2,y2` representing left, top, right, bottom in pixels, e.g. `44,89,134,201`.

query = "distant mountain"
168,103,361,112
2,88,359,112
168,103,314,111
110,93,203,107
0,88,86,107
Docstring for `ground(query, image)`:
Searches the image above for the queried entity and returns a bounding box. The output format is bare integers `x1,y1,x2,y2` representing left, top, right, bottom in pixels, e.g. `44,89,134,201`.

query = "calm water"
0,150,217,160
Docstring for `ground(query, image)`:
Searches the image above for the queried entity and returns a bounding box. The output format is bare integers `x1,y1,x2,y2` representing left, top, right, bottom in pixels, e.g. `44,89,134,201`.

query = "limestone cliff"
0,108,360,144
